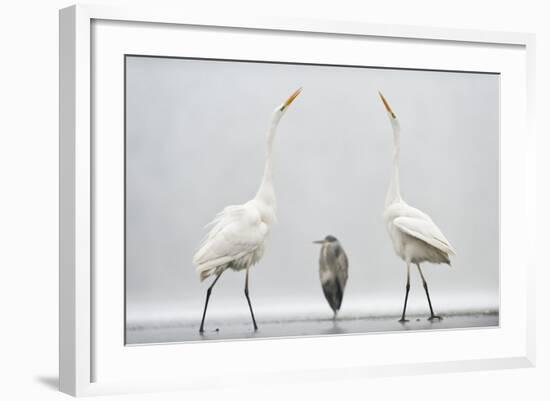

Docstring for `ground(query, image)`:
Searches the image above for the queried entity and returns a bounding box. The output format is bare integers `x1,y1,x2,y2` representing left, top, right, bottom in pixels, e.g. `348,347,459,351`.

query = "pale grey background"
125,56,499,336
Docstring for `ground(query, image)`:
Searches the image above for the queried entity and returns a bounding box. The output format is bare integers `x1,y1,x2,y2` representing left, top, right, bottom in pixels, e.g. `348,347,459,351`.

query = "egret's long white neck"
385,118,402,206
254,111,281,208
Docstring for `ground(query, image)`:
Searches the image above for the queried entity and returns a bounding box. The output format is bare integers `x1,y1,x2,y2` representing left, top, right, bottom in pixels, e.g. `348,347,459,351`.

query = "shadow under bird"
313,235,349,319
193,88,302,333
378,91,456,322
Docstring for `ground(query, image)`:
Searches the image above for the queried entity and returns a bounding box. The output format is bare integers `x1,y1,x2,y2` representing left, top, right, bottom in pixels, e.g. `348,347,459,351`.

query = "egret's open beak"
281,87,302,110
313,240,325,244
378,91,396,119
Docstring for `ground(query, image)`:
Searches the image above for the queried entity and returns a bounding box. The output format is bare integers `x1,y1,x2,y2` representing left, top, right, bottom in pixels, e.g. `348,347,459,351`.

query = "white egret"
313,235,349,319
378,92,456,322
193,88,302,333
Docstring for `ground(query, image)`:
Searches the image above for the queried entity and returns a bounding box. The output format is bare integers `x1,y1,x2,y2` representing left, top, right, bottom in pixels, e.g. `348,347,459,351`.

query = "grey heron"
313,235,349,319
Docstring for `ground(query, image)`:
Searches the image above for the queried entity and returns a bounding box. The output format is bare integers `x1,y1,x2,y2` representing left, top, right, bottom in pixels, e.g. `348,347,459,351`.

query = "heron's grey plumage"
315,235,349,317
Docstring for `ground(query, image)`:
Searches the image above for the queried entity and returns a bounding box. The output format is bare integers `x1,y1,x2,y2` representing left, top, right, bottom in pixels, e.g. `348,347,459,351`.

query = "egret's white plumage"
194,201,271,281
379,91,455,321
384,203,456,265
193,88,302,332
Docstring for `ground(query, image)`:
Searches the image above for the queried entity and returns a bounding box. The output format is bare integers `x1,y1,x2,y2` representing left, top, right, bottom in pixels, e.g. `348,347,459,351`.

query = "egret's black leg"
416,264,442,321
199,271,223,333
399,263,411,323
244,269,258,331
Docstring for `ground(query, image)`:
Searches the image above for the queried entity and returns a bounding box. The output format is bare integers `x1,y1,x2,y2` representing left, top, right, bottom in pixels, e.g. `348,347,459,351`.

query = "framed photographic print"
59,4,536,396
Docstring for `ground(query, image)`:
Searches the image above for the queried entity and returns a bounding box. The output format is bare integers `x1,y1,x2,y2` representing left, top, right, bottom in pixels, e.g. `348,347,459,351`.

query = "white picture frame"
59,3,536,397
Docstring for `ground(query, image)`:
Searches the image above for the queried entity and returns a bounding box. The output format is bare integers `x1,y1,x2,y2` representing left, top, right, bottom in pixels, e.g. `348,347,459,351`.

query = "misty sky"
125,56,499,325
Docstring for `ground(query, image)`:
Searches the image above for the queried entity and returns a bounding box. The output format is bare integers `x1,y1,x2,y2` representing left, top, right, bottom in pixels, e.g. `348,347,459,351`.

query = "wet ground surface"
126,311,499,345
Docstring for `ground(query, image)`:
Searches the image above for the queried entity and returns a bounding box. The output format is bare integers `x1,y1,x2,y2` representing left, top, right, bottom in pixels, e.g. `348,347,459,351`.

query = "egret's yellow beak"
282,87,302,110
378,91,396,119
313,239,325,244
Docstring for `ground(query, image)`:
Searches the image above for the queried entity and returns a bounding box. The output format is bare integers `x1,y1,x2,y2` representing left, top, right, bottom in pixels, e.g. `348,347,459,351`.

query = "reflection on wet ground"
126,311,498,345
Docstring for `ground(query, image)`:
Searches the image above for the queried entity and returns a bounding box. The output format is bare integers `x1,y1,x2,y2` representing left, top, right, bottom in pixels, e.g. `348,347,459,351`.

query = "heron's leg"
416,264,442,321
199,271,223,333
398,263,411,323
244,268,258,331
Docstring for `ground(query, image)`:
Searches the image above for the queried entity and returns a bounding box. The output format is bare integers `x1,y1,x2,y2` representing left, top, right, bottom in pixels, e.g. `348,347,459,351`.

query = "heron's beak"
378,91,396,119
313,240,325,244
281,87,302,110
